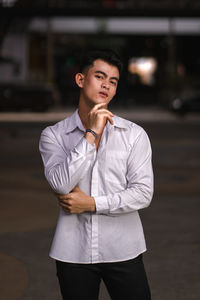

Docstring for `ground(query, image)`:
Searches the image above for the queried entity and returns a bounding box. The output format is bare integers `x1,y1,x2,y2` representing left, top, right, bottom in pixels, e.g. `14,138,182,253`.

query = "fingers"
87,103,114,135
58,196,71,213
57,194,68,201
96,108,114,117
89,108,114,124
95,110,114,126
90,107,114,117
56,186,80,202
56,187,84,214
56,193,70,206
90,103,107,112
59,201,70,209
57,189,76,209
107,115,114,125
90,103,114,119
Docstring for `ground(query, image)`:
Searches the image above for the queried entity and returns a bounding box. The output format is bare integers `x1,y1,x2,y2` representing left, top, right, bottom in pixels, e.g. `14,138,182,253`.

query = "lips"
99,91,108,97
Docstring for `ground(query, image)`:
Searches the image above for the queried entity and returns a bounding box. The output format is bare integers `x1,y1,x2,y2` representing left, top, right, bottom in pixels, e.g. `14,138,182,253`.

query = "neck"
78,99,91,129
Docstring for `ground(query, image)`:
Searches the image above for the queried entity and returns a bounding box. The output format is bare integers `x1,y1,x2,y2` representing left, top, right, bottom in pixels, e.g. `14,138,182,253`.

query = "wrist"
86,129,98,139
84,131,96,145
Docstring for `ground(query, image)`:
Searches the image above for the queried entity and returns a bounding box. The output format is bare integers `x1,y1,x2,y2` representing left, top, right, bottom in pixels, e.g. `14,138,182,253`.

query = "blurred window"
128,57,157,86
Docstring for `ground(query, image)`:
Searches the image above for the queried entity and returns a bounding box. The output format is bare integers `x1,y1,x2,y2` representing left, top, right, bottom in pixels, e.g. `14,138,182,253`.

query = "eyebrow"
95,70,119,82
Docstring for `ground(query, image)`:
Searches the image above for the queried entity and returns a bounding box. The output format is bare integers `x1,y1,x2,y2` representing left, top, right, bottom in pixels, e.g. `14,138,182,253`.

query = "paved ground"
0,107,200,299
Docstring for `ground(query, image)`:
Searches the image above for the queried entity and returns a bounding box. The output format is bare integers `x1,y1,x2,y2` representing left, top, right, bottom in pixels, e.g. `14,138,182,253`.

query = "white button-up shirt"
39,110,153,263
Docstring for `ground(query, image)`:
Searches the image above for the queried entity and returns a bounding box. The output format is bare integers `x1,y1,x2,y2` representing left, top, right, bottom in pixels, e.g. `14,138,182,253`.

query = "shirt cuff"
94,195,109,214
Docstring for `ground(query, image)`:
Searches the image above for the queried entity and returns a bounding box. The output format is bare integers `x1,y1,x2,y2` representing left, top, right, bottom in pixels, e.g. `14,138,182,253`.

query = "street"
0,108,200,300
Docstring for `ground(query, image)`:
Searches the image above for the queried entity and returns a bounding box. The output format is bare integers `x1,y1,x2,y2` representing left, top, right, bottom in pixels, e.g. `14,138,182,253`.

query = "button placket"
91,160,99,262
90,126,108,262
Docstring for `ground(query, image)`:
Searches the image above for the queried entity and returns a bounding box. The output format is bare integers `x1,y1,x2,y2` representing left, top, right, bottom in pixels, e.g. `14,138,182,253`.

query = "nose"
101,80,109,90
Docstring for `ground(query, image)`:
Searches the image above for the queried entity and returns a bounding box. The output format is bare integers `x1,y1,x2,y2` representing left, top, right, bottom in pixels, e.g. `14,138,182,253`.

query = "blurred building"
0,0,200,107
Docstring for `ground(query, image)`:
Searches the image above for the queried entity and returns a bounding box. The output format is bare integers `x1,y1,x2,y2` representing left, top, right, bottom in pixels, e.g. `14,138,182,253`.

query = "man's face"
79,59,120,107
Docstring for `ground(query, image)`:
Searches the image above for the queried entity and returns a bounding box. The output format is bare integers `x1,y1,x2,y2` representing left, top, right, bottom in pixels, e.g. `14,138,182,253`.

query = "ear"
75,73,85,88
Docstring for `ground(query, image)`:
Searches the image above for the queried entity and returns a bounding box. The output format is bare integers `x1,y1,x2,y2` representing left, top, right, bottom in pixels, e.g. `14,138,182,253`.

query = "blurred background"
0,1,200,300
1,0,200,112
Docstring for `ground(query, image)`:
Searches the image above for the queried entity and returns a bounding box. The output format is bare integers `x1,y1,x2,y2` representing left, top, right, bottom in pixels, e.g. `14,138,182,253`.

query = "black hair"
79,49,123,75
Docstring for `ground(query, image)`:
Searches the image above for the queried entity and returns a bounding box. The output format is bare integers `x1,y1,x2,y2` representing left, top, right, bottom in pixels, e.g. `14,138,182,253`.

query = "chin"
89,100,105,106
87,96,111,107
96,97,111,104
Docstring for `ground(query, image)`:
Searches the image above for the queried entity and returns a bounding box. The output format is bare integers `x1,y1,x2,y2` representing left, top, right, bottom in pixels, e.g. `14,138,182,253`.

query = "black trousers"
56,254,151,300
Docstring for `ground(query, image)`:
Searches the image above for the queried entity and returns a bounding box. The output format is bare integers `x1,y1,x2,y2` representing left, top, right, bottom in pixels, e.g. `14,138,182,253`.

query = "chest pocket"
105,150,128,186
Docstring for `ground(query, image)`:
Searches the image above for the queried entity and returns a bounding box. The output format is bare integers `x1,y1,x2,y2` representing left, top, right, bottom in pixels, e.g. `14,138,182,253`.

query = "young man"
39,50,153,300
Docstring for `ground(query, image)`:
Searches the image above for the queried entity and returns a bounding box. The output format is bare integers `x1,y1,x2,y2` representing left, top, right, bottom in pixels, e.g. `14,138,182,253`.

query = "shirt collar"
65,110,128,133
111,115,129,130
65,109,85,133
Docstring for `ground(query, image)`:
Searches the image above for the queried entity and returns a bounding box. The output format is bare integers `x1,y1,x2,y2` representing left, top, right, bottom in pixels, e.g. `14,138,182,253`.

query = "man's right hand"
87,103,114,135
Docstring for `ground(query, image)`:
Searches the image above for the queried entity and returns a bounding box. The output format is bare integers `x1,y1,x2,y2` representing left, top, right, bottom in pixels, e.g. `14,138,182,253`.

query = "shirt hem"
49,248,147,264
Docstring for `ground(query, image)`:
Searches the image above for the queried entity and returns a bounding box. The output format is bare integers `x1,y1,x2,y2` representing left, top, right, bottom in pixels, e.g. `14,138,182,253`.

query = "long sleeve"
39,127,96,195
94,129,153,215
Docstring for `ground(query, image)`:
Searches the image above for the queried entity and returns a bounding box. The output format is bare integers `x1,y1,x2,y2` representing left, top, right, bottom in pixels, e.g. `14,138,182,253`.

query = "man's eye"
96,75,103,79
110,81,117,86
